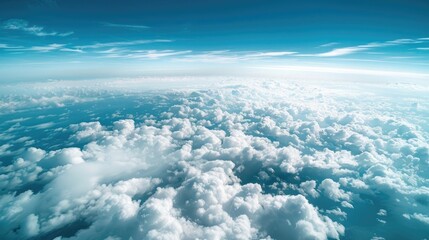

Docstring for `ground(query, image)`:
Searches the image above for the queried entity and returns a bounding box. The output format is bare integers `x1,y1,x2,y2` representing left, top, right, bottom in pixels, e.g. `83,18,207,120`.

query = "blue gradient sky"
1,0,429,81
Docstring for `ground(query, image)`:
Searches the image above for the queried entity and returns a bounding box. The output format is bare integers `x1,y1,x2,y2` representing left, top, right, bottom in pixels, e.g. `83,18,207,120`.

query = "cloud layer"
0,77,428,239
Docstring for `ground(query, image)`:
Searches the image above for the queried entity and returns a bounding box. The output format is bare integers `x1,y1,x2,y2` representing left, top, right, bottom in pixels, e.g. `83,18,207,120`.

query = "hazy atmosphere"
1,1,428,239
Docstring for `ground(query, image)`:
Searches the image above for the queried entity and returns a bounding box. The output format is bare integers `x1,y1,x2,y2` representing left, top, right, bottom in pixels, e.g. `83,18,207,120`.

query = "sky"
1,0,429,81
1,2,429,239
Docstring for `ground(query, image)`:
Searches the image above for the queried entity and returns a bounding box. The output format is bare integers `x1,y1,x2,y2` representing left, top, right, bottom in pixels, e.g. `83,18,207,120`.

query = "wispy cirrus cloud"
315,47,364,57
319,42,339,47
76,39,172,49
124,50,192,59
103,22,150,29
1,39,171,54
2,34,428,65
99,48,191,59
95,49,296,61
245,51,296,57
307,38,428,57
7,43,83,53
0,43,22,49
60,48,85,53
26,43,65,52
2,19,73,37
178,50,296,63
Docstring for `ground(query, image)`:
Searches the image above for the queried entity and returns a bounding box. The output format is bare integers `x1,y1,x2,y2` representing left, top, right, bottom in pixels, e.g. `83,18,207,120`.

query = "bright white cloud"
315,47,365,57
0,77,428,239
319,179,351,202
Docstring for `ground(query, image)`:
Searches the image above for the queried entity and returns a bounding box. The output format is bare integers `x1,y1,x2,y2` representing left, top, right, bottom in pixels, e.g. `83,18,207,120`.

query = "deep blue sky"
1,0,429,81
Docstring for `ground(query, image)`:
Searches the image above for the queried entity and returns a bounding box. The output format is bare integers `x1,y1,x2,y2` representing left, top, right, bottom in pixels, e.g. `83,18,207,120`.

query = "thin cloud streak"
103,22,150,29
310,47,364,57
304,37,429,57
0,43,22,49
319,42,339,47
2,19,73,37
76,39,173,49
60,48,85,53
245,51,296,57
6,43,83,53
177,51,297,63
101,49,192,59
27,43,65,52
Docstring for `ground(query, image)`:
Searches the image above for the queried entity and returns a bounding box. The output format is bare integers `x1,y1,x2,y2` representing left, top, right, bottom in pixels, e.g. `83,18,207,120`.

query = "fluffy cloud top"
0,77,428,239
